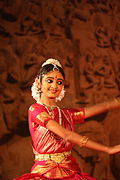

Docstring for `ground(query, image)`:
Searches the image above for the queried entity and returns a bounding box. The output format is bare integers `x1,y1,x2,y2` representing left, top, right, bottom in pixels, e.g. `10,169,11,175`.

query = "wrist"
79,136,89,147
105,146,111,154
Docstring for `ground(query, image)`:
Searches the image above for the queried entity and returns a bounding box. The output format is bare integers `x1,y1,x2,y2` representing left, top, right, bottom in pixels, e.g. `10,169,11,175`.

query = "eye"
57,81,63,85
46,79,53,83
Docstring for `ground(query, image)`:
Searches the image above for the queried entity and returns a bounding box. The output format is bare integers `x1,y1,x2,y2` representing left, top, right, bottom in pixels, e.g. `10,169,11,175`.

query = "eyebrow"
46,77,64,81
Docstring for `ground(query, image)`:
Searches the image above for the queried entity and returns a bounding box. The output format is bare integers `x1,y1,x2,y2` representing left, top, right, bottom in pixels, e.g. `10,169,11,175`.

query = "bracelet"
80,136,89,147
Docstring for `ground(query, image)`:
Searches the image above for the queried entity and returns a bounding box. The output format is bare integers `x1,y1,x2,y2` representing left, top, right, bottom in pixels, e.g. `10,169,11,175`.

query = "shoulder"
29,103,46,112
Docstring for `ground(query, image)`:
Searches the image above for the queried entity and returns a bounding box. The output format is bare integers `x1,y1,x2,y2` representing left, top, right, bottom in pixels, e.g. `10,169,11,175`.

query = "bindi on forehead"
45,71,63,79
55,75,59,79
53,74,64,80
45,76,63,80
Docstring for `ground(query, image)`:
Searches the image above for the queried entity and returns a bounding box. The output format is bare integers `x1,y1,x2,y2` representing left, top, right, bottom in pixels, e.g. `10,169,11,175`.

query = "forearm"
85,97,120,118
83,139,109,153
66,130,120,155
46,119,120,155
66,131,109,153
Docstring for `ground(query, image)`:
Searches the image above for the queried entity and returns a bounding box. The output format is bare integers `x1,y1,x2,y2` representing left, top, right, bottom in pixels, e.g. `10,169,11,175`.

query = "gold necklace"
36,101,57,110
36,101,62,125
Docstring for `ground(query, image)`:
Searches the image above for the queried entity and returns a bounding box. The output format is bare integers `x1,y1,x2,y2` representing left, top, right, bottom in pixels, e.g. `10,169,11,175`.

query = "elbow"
63,131,72,142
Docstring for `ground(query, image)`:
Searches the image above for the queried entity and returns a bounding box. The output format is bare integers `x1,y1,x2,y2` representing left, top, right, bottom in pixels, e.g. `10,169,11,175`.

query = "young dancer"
15,58,120,180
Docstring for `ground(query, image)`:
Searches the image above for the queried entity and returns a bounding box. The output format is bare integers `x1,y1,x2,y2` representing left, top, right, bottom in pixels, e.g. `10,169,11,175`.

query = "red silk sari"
14,103,96,180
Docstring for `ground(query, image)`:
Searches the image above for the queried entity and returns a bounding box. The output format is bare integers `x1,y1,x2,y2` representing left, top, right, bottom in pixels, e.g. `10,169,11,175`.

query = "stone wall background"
0,0,120,180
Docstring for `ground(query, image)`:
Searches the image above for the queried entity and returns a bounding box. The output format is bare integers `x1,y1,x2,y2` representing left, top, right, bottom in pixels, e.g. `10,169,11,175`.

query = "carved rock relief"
0,0,120,179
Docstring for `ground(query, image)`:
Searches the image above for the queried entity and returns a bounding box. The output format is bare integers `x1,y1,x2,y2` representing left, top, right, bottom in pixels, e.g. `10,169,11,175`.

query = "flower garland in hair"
56,87,65,102
31,77,41,102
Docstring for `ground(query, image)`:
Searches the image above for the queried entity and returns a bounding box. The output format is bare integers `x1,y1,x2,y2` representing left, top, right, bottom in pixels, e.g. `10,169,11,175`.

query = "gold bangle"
80,136,89,147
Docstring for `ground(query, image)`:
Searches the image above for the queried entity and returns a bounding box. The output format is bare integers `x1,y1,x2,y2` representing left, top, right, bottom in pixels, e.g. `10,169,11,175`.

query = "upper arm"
46,119,70,140
70,108,85,123
29,104,52,128
29,105,71,140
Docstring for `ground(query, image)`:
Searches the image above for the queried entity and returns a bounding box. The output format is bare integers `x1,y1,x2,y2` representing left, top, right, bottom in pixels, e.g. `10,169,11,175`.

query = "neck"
37,97,57,108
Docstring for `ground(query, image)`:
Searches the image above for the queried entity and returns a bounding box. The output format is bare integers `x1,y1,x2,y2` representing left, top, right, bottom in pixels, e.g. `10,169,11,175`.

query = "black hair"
37,64,65,82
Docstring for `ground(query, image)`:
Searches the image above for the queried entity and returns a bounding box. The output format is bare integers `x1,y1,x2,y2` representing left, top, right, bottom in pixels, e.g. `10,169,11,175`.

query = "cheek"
59,85,63,91
41,81,49,89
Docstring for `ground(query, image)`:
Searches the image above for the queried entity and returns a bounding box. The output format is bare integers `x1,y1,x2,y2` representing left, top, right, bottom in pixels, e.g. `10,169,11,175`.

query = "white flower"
31,78,41,101
42,58,62,67
56,87,65,101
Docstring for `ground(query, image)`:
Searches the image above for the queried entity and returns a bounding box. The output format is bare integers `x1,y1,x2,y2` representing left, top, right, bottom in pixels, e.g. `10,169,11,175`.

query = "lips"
49,89,58,94
50,90,58,94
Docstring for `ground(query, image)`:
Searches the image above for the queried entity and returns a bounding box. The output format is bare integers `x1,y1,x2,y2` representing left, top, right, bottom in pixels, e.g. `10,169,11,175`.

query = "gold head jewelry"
42,58,62,68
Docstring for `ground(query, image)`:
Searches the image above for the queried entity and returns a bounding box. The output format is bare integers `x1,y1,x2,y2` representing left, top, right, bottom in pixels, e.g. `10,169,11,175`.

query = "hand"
107,145,120,155
114,96,120,104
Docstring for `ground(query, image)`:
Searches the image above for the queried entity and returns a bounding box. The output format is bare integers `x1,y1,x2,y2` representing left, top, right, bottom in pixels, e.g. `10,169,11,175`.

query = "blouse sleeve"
29,104,52,128
69,108,85,124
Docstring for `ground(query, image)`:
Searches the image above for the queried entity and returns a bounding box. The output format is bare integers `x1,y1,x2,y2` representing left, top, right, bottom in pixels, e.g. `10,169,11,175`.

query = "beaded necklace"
36,101,62,125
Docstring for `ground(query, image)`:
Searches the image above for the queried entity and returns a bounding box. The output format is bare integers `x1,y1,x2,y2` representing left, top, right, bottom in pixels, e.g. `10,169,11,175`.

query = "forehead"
43,71,64,79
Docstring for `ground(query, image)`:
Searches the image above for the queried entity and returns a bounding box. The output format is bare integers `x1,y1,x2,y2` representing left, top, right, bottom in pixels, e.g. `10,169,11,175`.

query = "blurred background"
0,0,120,179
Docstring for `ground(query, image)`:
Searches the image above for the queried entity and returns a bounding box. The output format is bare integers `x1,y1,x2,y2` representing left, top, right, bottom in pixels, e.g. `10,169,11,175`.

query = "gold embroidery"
74,111,83,116
32,164,73,178
35,151,71,163
32,122,35,128
36,112,51,123
74,111,83,118
31,154,74,178
29,106,35,111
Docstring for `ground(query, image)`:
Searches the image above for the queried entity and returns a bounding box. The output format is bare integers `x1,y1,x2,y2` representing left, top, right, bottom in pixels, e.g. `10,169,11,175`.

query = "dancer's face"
40,71,64,100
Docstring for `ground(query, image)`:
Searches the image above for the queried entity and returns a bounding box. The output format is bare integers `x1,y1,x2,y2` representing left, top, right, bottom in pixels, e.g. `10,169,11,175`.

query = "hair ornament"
42,58,62,68
31,77,41,101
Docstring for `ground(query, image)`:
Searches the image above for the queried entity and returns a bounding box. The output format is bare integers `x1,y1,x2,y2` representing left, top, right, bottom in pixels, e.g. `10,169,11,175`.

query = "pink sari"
14,104,96,180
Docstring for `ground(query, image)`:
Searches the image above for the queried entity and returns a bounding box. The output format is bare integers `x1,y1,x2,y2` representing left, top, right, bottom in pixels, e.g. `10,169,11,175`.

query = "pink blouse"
14,104,96,180
28,103,85,154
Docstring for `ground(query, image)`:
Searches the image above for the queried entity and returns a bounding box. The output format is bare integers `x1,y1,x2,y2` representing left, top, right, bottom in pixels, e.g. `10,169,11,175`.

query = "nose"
51,82,58,89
